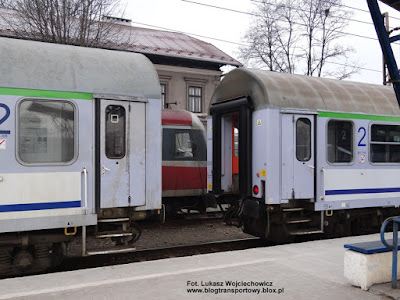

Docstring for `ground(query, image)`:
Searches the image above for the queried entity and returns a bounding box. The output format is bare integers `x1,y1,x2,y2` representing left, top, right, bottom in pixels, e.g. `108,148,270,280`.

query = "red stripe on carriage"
162,166,207,190
162,109,192,125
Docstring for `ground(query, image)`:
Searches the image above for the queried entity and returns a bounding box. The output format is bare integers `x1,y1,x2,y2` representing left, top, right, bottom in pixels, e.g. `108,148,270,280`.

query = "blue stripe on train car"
326,187,400,195
0,201,81,212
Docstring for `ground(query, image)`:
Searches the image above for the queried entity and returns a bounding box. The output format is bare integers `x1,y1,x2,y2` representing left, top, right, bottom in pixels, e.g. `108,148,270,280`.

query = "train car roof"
0,37,161,99
162,109,204,130
162,109,192,126
210,68,400,116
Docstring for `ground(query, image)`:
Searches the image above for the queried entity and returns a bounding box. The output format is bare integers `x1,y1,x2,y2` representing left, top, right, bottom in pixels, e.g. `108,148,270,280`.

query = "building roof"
0,8,241,68
111,25,242,67
211,68,399,116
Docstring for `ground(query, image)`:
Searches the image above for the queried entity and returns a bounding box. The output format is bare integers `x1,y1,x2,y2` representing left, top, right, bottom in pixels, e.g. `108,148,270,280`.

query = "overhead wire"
182,0,382,41
131,18,382,74
130,21,249,47
131,0,390,74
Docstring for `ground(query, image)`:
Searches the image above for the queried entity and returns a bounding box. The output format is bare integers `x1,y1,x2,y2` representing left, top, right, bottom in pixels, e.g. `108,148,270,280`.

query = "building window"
105,105,126,159
296,118,311,162
327,120,353,164
18,99,76,164
188,86,202,113
370,124,400,163
161,83,167,108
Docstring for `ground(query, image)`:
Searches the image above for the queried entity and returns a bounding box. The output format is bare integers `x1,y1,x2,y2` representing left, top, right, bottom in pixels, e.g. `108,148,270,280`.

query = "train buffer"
343,217,400,290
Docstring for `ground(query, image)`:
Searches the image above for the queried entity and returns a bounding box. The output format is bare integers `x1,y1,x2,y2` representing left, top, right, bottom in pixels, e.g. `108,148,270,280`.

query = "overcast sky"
124,0,400,85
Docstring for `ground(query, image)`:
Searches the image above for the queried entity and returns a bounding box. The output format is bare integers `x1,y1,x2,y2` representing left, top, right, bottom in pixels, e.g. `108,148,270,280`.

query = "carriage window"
370,124,400,163
327,120,353,163
296,118,311,161
175,132,193,158
105,105,126,159
162,128,205,161
18,100,76,164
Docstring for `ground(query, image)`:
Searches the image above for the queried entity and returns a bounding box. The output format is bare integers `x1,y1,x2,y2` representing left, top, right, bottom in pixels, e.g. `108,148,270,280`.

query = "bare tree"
0,0,127,47
240,0,358,79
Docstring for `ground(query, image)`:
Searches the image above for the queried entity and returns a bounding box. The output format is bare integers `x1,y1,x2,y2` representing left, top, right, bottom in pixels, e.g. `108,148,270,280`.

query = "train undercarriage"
0,207,163,277
224,196,400,243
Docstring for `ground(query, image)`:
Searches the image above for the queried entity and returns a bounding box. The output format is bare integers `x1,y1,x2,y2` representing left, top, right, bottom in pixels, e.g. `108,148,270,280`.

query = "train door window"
18,99,76,164
233,119,239,157
370,124,400,163
296,118,311,161
175,132,193,158
105,105,126,159
327,120,353,164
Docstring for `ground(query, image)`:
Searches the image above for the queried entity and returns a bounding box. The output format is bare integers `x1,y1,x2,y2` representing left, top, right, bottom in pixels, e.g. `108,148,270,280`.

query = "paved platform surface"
0,234,399,299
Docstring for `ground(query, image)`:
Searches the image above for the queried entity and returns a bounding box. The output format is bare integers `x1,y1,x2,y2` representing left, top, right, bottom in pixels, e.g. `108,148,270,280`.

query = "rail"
380,216,400,288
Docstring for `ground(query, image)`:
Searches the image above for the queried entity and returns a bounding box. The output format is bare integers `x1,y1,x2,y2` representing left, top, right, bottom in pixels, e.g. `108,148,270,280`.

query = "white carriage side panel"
221,116,232,193
129,102,146,206
323,169,400,201
0,95,97,232
251,109,267,199
0,172,81,219
135,97,162,211
207,116,213,192
265,109,282,204
281,114,294,200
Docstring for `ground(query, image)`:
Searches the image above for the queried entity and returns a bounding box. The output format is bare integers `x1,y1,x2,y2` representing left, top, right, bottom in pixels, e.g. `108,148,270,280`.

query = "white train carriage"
0,37,162,274
207,68,400,240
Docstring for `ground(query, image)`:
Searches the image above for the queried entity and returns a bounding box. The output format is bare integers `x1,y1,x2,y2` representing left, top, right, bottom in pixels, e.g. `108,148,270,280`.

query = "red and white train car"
161,109,209,214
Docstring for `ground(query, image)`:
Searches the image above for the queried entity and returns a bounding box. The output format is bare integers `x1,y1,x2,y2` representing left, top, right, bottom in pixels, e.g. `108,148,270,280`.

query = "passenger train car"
207,68,400,241
0,37,162,275
161,110,209,215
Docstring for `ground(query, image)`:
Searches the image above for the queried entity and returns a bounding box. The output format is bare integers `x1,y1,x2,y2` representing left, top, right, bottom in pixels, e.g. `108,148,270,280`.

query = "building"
0,9,242,118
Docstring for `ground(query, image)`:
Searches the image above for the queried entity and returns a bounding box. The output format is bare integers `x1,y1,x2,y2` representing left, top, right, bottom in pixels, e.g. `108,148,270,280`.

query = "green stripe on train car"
318,111,400,122
0,87,92,100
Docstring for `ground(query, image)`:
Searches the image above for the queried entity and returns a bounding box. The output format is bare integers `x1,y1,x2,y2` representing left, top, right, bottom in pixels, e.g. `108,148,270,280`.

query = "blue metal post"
381,216,400,288
367,0,400,105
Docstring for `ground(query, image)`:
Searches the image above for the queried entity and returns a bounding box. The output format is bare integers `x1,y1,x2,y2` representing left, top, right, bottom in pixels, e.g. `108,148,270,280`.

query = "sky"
124,0,400,85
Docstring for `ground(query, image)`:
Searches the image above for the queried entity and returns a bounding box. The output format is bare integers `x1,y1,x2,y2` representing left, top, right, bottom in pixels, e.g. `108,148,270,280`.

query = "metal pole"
383,12,389,85
367,0,400,104
82,226,87,257
393,221,398,288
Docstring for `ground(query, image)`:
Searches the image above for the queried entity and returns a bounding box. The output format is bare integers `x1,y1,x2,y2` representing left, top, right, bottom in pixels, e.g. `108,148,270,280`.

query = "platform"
0,234,399,299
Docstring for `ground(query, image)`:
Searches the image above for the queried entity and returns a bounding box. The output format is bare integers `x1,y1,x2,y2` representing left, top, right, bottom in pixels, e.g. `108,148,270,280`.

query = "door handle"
101,165,111,177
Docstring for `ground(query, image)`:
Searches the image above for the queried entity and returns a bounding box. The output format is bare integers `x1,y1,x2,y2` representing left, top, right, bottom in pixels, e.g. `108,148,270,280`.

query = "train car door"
281,114,315,200
99,99,146,208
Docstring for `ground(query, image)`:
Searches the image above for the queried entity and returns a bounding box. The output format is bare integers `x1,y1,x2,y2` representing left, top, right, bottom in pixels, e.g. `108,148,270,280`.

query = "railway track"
57,237,266,273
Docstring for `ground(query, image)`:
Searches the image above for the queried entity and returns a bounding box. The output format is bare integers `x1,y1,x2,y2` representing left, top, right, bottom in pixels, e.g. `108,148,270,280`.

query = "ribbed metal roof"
211,68,399,116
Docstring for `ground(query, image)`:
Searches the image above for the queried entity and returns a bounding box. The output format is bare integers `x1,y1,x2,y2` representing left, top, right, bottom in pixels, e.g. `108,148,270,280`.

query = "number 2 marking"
358,127,366,147
0,103,10,126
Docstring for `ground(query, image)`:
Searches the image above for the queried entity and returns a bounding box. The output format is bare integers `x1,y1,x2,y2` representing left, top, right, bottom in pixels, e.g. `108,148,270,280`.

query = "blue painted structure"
380,216,400,289
367,0,400,105
344,239,399,254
